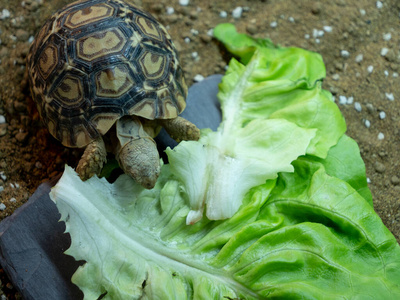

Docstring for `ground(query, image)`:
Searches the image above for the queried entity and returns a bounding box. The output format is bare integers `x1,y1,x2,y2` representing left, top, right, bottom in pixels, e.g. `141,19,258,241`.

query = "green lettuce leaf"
51,165,400,299
167,118,315,223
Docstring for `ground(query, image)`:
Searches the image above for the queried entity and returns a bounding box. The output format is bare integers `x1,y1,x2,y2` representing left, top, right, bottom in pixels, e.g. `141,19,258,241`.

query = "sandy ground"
0,0,399,298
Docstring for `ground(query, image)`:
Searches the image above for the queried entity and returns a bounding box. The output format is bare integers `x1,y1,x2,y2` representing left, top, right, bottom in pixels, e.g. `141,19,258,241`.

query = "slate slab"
0,75,222,299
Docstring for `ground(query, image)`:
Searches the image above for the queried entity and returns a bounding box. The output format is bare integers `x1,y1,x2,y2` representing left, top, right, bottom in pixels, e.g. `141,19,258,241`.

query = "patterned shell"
27,0,187,148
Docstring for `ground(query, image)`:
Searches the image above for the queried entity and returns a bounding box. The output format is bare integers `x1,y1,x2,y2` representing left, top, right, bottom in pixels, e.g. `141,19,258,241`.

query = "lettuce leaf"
49,24,400,298
51,165,400,299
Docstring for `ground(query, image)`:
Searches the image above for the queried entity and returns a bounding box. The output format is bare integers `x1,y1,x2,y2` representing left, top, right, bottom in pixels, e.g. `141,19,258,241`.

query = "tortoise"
27,0,200,189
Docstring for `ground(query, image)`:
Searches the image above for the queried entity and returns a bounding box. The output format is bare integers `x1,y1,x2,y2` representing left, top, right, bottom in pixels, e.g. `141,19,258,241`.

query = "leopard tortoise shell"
27,0,200,188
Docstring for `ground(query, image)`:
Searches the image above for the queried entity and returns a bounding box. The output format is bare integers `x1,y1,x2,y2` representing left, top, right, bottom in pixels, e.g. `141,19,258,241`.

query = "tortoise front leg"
160,116,200,142
115,116,160,189
76,136,107,180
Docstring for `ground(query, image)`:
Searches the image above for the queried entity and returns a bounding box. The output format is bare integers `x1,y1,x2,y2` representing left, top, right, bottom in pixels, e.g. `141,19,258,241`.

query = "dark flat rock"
0,75,223,299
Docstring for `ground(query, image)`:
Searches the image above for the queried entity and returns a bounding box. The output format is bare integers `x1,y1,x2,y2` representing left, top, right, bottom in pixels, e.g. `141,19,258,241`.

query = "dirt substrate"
0,0,399,298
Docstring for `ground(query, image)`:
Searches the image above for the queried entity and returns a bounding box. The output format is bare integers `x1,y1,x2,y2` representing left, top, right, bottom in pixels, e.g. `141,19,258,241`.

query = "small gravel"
385,93,394,101
339,95,347,105
391,176,400,185
232,7,243,19
0,9,10,20
355,54,363,63
378,132,385,140
193,74,205,82
0,203,6,211
219,11,227,18
383,33,392,41
0,115,5,124
379,111,386,119
179,0,190,6
354,102,362,112
166,7,174,15
364,119,371,128
366,103,375,114
340,50,350,58
374,161,386,173
380,48,389,56
367,65,374,73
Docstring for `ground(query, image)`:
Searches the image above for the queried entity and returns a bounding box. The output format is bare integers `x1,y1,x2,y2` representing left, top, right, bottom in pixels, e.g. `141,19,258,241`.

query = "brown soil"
0,0,399,297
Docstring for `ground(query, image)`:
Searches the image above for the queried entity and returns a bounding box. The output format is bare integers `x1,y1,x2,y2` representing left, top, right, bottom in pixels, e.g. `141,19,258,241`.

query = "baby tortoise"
27,0,200,189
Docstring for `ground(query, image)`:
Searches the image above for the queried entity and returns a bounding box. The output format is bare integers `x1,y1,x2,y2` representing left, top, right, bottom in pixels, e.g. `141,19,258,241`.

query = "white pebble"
385,92,394,101
323,26,333,33
304,34,310,39
10,183,15,188
166,7,174,15
393,72,399,78
179,0,189,6
232,7,243,19
376,1,383,9
191,51,198,59
193,74,204,82
288,16,295,23
0,115,5,124
0,172,6,181
380,48,389,56
355,54,363,63
354,102,362,112
339,95,347,105
367,65,374,73
378,132,384,140
315,38,320,44
270,21,278,28
0,186,4,192
340,50,350,58
364,119,371,128
313,29,324,38
0,203,6,211
360,9,366,16
0,9,10,20
9,197,16,203
332,74,340,81
379,111,386,119
219,11,227,18
384,70,389,77
367,177,371,183
383,33,392,41
28,35,34,43
190,28,199,35
347,96,354,104
207,28,214,37
184,37,191,44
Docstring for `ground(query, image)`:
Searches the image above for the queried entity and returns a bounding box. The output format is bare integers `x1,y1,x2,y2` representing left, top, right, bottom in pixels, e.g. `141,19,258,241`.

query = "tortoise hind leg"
160,116,200,142
76,136,107,180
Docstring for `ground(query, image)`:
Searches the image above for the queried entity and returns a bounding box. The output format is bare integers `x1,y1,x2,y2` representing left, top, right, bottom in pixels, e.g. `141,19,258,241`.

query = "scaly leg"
76,136,107,180
115,116,160,189
160,116,200,142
